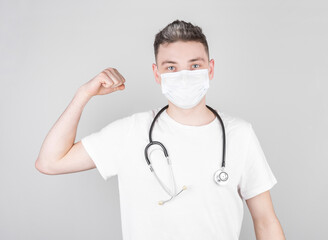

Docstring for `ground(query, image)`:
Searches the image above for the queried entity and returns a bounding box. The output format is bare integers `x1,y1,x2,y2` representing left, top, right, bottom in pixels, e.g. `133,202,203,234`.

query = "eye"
192,64,200,68
167,66,175,71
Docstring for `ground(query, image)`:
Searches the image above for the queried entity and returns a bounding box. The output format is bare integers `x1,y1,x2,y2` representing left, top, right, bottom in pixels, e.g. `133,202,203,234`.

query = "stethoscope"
144,105,228,205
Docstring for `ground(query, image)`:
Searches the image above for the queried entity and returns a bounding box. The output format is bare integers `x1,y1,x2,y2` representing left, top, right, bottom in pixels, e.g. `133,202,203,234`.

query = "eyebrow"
161,57,205,66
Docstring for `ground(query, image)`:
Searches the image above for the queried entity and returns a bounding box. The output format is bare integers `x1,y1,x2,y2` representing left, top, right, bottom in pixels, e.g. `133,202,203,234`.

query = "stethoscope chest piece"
214,168,229,185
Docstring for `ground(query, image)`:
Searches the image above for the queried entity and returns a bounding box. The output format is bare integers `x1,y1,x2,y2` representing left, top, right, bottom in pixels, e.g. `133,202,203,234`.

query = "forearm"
36,86,92,167
254,216,286,240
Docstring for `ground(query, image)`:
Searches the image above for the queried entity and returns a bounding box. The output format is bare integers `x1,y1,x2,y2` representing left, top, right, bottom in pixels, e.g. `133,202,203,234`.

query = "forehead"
157,41,207,64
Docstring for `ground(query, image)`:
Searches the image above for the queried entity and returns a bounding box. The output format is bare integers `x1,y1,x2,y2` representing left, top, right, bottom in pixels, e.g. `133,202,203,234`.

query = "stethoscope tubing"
144,105,226,169
144,105,227,204
205,105,226,168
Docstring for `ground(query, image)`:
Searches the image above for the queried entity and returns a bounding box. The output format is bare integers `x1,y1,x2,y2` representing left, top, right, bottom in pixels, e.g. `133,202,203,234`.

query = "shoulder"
216,108,252,137
107,107,163,126
130,107,160,119
124,107,162,126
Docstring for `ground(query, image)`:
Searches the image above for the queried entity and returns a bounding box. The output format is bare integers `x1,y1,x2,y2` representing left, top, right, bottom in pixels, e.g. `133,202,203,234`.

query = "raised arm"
35,67,126,175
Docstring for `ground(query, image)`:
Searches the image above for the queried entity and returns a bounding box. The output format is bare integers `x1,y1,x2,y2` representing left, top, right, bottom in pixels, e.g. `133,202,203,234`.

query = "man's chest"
119,129,246,205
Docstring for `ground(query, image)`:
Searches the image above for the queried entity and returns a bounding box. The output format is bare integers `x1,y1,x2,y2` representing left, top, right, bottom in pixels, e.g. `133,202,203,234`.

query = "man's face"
152,40,214,85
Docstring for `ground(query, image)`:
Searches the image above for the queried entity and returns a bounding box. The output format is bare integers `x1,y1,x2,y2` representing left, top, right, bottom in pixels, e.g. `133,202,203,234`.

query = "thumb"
117,84,125,90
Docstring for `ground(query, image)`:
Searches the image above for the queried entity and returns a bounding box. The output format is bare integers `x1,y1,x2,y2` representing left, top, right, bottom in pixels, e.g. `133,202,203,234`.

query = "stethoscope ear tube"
144,141,169,166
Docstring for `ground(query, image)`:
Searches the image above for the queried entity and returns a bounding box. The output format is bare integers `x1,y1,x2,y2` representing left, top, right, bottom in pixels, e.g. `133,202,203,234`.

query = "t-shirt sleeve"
238,123,278,200
80,114,134,181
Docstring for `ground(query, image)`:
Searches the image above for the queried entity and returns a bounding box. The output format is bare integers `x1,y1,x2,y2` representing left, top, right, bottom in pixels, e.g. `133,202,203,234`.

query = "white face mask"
160,68,210,109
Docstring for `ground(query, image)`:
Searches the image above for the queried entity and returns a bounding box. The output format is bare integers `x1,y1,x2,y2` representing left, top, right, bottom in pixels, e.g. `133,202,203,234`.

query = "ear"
208,59,215,80
152,63,161,85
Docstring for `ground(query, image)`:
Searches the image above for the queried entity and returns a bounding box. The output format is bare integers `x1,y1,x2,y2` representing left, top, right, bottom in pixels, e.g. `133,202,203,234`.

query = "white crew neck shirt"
81,107,277,240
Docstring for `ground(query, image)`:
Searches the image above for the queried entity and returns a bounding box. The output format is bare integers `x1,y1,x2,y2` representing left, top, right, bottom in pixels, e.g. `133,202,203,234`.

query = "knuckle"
99,72,108,79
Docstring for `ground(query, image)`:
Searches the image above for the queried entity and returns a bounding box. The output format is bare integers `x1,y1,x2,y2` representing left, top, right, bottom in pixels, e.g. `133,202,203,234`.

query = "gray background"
1,0,327,239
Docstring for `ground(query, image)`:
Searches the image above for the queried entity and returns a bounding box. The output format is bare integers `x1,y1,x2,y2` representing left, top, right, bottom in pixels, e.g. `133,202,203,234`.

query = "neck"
166,97,216,126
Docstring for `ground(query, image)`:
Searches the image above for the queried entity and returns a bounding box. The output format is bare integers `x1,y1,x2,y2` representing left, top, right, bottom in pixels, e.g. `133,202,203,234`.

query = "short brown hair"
153,19,210,63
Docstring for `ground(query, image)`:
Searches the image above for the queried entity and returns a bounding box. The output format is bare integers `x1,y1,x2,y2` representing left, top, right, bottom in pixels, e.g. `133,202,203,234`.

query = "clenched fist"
81,67,126,98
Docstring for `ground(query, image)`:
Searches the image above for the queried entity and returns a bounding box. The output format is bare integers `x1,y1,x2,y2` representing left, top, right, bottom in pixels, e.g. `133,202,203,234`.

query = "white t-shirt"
81,106,277,240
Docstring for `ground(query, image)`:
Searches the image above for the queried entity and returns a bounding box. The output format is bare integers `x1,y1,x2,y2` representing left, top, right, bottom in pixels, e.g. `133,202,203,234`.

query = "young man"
35,20,285,239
